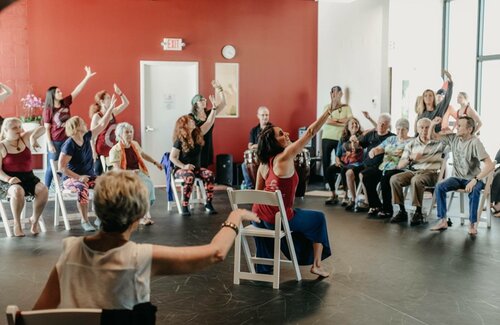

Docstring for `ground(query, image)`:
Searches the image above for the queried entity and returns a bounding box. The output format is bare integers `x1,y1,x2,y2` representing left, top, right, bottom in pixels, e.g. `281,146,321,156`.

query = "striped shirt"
401,137,445,171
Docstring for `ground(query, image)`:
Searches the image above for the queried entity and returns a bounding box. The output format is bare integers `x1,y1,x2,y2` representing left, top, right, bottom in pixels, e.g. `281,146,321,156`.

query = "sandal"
490,206,500,217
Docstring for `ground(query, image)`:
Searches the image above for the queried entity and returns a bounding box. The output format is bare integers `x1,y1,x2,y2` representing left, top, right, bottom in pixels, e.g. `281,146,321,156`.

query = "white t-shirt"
56,237,153,310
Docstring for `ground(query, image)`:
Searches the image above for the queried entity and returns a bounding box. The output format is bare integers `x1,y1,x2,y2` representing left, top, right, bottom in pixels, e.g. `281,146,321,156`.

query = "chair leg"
54,195,60,227
171,177,182,215
272,236,281,289
38,215,47,233
233,232,242,285
56,191,71,230
460,192,465,226
0,202,13,237
284,228,302,282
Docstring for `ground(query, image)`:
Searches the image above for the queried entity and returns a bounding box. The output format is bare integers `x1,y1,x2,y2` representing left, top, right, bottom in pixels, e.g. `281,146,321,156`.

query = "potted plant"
20,93,43,125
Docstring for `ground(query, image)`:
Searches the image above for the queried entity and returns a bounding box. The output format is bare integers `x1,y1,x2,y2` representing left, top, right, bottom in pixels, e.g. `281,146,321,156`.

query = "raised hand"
114,83,122,95
209,94,216,109
362,111,371,120
211,80,221,89
108,94,117,109
432,116,442,125
84,66,96,79
443,70,452,82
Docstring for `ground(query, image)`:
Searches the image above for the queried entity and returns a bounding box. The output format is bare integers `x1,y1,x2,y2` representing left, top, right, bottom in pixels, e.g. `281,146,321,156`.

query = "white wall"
318,0,390,131
388,0,443,134
318,0,443,135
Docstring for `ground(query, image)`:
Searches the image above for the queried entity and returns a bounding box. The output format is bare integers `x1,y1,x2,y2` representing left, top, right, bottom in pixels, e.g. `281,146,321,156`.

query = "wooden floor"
1,186,500,324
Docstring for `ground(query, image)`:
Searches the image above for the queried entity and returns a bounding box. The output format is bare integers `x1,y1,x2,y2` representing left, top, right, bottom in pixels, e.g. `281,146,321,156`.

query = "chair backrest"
6,305,101,325
227,188,289,232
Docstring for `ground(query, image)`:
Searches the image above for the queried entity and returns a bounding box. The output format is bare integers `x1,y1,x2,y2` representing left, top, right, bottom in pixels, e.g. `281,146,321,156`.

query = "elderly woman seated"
33,170,258,310
109,122,163,225
0,118,48,237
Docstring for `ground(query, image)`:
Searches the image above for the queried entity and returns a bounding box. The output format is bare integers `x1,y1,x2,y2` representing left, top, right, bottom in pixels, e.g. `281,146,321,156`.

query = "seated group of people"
322,71,497,235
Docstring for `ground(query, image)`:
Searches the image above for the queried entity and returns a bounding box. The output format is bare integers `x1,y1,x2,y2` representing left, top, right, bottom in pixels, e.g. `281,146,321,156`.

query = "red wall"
2,0,317,166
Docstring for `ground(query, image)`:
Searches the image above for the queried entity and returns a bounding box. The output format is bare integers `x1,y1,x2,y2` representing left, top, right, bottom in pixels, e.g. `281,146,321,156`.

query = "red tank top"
2,142,32,173
252,157,299,224
95,112,117,156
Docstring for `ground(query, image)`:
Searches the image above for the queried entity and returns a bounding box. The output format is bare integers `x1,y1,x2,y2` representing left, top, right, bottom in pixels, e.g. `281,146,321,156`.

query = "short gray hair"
379,113,392,123
115,122,134,141
94,170,149,233
257,106,269,114
417,117,432,127
395,118,409,130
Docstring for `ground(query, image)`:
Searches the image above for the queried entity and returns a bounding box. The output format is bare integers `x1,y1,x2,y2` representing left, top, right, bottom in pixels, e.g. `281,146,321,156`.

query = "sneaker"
410,211,424,226
205,202,218,215
355,202,369,213
181,206,191,217
139,216,154,226
94,217,101,229
390,211,408,223
367,207,380,217
376,211,393,219
345,201,355,211
341,198,350,207
325,196,339,206
81,221,96,232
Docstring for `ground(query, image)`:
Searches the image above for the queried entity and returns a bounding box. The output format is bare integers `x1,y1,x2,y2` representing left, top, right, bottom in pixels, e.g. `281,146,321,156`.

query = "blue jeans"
241,163,254,189
44,140,65,188
435,177,485,223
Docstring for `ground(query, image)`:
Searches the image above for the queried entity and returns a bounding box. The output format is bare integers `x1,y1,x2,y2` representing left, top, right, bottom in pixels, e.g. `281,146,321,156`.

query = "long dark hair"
44,86,58,111
257,125,284,165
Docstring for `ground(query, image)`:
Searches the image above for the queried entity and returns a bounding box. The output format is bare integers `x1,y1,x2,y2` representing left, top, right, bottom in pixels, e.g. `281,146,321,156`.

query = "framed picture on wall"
215,63,239,118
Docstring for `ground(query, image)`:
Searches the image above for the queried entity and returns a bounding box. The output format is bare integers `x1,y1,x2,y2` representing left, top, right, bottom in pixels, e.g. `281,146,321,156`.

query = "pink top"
252,157,299,224
2,142,32,173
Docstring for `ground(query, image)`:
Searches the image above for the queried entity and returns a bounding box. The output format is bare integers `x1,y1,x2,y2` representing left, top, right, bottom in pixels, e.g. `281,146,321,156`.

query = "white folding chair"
0,197,47,237
167,170,207,214
6,305,101,325
227,188,302,289
50,160,95,230
447,160,496,228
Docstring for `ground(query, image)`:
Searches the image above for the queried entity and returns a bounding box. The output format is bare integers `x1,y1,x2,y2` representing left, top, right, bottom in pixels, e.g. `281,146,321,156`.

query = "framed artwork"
215,63,239,118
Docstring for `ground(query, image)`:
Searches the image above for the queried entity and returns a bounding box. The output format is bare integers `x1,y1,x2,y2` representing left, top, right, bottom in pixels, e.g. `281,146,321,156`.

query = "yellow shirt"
321,104,352,140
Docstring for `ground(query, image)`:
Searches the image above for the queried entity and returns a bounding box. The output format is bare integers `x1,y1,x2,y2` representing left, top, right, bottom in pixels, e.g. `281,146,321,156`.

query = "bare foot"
468,223,478,235
430,219,448,231
13,224,25,237
310,266,330,278
30,217,40,235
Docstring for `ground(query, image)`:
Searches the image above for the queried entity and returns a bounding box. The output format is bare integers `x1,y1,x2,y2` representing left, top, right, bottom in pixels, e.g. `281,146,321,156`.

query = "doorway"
140,61,199,186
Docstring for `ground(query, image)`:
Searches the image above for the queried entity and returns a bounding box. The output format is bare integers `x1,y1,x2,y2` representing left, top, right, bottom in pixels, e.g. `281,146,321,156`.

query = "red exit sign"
161,38,185,51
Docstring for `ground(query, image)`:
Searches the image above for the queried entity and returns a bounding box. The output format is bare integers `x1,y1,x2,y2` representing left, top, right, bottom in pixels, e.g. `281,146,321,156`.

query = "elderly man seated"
429,116,494,235
389,118,446,225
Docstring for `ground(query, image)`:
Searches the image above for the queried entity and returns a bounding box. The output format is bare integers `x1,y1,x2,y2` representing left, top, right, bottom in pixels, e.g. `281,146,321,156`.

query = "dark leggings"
492,169,500,203
322,139,339,181
175,168,214,206
379,169,405,213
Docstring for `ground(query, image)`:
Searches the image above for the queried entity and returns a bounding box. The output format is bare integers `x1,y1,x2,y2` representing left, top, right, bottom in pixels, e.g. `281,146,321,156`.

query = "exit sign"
161,38,185,51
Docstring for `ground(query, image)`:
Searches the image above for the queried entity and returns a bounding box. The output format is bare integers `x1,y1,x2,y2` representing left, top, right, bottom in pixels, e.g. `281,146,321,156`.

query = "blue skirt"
252,208,332,273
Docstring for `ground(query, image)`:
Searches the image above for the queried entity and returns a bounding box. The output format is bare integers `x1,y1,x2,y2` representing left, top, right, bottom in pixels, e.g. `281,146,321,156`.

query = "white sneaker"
81,221,96,232
94,217,101,229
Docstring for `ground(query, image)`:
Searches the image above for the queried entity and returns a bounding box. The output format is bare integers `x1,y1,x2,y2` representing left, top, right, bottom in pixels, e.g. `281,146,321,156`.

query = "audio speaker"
216,154,233,185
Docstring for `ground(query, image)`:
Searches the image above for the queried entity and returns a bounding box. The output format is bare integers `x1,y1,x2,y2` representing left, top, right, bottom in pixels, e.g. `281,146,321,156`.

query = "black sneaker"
390,211,408,223
410,211,424,226
345,201,355,211
367,208,380,217
205,202,218,215
325,196,339,206
181,206,191,216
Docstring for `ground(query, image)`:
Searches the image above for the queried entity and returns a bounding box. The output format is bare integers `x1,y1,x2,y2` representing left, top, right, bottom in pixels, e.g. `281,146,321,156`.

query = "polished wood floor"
1,186,500,324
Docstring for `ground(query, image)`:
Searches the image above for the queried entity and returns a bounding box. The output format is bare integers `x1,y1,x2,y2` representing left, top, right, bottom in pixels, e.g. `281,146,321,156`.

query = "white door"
140,61,198,187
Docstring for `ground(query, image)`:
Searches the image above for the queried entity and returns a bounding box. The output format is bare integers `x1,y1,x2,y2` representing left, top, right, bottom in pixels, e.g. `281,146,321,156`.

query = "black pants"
379,169,405,213
326,164,362,194
492,169,500,203
322,139,339,181
362,167,404,212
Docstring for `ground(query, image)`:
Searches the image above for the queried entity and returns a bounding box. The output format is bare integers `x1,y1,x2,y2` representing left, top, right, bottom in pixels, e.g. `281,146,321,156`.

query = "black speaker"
216,154,233,185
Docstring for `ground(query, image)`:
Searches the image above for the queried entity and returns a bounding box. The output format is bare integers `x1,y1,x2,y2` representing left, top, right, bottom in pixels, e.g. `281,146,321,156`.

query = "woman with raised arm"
109,122,163,225
58,96,115,232
189,80,226,168
89,83,129,174
170,115,217,217
43,66,96,189
0,118,48,237
251,98,337,278
415,70,454,134
33,170,259,310
456,91,482,134
0,82,13,103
